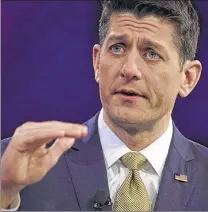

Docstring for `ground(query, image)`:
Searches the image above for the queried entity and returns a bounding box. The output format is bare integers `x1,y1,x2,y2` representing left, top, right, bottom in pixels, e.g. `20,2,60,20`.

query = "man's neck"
103,111,171,151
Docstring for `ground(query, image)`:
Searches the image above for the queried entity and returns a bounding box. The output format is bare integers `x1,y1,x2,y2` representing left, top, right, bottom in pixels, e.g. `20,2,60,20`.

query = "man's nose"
120,54,142,81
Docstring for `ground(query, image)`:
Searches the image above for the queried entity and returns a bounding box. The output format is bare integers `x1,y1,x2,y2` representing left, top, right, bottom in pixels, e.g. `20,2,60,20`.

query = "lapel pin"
174,173,188,182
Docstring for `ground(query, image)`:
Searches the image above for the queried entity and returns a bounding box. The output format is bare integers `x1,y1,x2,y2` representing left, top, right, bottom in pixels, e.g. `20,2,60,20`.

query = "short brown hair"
99,0,200,63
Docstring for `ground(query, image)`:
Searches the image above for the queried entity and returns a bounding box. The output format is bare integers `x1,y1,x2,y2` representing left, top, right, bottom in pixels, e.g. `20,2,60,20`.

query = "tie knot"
120,152,147,170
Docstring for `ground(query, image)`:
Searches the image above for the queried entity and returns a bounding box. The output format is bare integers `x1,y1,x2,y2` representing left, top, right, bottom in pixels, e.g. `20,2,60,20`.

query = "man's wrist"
1,192,17,209
1,183,23,209
1,193,21,211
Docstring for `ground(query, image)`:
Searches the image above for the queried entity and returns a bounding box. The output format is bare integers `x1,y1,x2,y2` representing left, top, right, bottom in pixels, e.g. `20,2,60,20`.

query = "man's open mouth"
114,89,145,98
116,91,138,96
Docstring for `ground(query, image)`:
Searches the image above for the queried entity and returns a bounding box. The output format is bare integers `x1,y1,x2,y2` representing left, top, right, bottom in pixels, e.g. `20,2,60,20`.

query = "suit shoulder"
188,139,208,163
188,139,208,152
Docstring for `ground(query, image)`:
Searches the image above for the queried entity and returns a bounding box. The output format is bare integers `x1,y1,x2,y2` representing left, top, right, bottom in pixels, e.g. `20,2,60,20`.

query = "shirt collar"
98,108,173,177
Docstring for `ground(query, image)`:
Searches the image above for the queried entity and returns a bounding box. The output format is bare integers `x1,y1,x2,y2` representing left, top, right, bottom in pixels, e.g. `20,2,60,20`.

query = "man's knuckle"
21,121,33,128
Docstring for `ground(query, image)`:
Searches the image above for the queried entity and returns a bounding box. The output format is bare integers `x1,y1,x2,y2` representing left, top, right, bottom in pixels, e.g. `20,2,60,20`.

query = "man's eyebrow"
106,34,129,44
107,35,167,50
139,38,168,53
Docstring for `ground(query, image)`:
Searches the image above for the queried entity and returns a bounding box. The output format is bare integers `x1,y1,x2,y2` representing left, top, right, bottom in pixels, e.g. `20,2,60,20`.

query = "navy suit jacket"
1,112,208,211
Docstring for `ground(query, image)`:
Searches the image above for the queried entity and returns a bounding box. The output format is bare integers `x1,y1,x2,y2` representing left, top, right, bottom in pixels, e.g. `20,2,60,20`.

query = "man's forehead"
109,13,165,28
105,13,176,47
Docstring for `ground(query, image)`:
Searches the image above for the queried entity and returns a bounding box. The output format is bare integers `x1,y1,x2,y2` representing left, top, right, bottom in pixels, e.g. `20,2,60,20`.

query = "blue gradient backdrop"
2,1,208,147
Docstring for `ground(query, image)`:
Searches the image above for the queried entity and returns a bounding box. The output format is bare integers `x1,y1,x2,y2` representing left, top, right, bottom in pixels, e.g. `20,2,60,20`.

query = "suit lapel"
154,125,196,211
64,112,110,210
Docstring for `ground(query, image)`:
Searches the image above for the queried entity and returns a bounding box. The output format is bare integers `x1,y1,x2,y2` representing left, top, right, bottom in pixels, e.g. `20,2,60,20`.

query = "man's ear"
93,44,101,83
178,60,202,98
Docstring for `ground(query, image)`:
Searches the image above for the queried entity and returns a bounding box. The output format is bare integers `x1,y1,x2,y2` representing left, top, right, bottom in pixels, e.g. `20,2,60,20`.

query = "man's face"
93,13,198,127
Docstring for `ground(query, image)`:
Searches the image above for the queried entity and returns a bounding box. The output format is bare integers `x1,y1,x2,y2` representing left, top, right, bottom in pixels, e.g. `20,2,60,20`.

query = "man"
1,0,208,211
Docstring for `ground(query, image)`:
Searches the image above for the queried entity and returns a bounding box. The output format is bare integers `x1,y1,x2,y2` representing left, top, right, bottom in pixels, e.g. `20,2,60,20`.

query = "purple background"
2,1,208,147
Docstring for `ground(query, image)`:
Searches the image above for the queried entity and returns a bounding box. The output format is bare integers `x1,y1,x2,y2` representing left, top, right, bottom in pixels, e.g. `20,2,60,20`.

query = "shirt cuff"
1,193,21,211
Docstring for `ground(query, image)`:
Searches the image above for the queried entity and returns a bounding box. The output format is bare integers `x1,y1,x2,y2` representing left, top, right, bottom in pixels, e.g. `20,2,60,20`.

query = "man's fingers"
12,129,66,151
48,137,75,165
15,124,88,145
17,121,88,138
17,129,65,144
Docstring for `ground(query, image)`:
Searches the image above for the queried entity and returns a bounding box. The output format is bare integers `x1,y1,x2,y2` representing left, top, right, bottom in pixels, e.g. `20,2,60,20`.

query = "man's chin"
111,111,148,126
104,104,151,124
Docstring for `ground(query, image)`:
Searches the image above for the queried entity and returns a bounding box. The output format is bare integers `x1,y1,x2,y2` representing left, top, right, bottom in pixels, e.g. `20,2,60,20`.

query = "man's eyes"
145,49,162,60
109,44,162,60
110,44,125,54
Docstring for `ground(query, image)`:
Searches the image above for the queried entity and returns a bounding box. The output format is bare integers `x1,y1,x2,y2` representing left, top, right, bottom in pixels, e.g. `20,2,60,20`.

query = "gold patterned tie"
113,152,151,211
